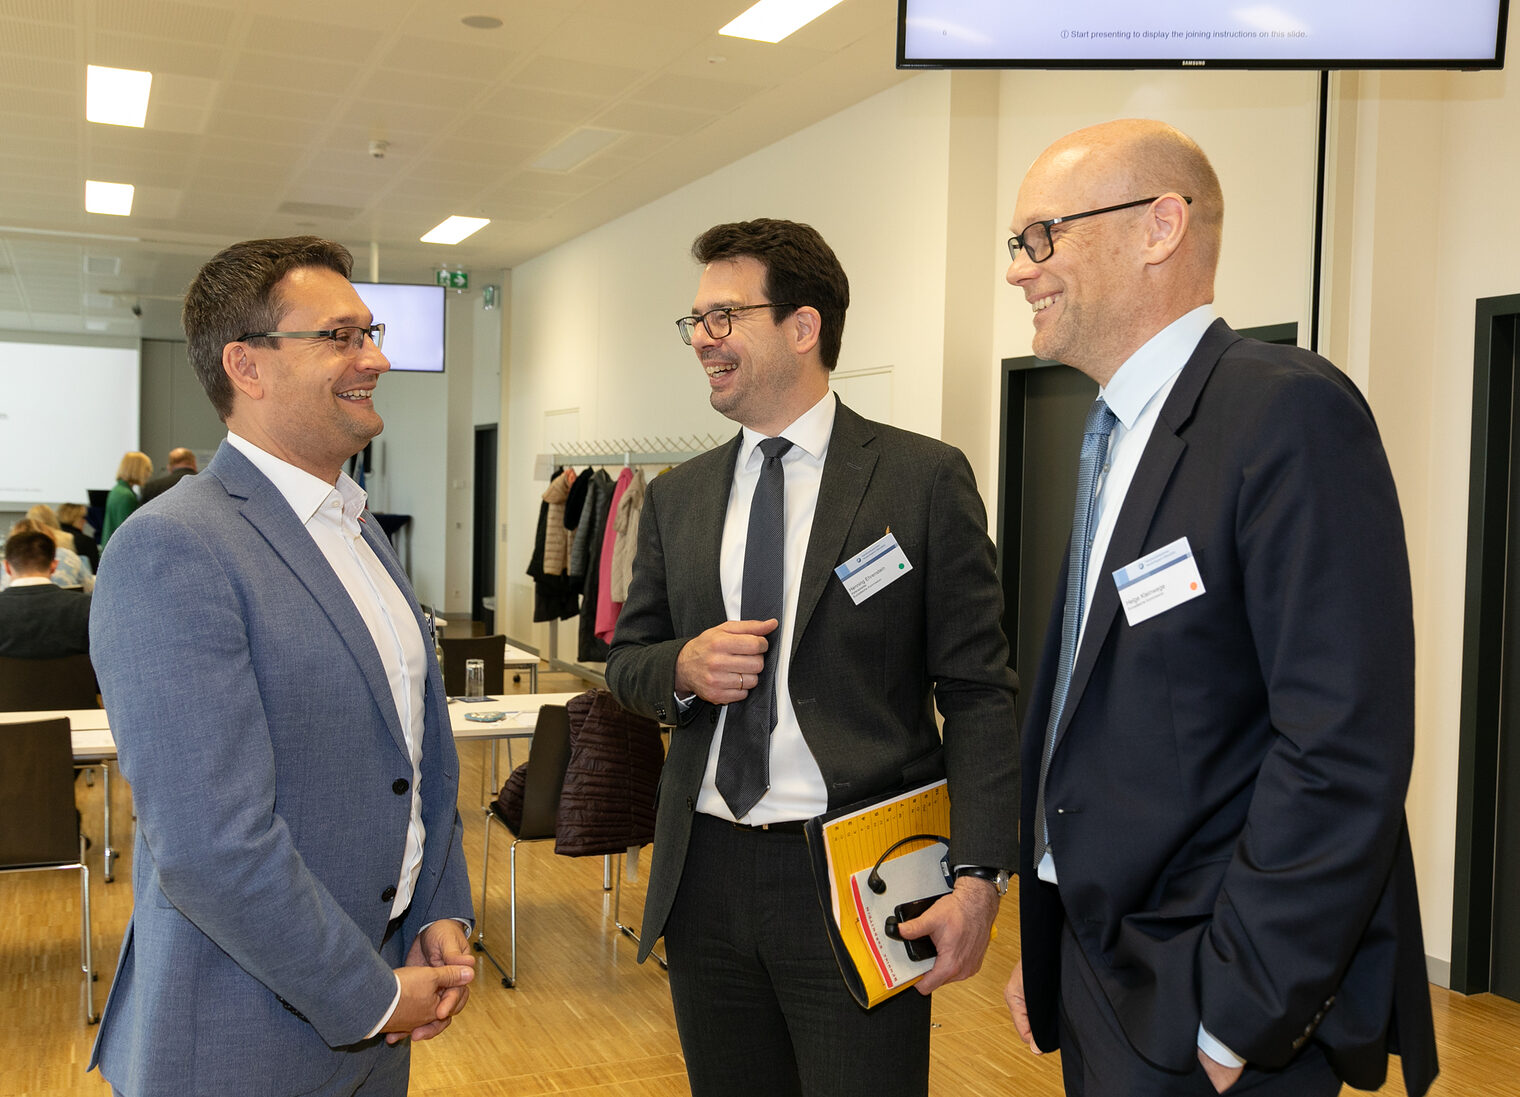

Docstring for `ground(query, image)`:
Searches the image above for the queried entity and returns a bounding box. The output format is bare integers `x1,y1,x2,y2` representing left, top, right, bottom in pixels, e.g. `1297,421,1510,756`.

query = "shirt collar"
739,389,837,467
226,432,368,529
8,576,54,587
1100,305,1216,428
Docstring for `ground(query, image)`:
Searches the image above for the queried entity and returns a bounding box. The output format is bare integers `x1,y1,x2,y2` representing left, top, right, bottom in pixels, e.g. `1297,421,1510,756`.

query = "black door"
472,425,497,631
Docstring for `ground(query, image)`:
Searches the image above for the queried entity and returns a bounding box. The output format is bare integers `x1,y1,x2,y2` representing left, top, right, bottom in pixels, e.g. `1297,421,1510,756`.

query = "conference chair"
0,653,118,881
475,702,573,988
0,653,99,710
440,634,507,696
0,717,97,1024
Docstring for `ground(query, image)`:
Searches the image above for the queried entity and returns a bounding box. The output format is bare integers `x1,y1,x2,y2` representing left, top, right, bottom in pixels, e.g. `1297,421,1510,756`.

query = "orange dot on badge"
1190,582,1198,590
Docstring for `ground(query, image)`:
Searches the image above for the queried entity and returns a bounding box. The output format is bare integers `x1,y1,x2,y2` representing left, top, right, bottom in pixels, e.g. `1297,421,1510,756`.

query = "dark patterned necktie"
716,436,793,818
1032,398,1117,869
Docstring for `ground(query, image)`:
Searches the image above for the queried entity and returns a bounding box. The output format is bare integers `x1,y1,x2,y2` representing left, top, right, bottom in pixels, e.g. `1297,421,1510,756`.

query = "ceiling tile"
488,84,603,125
241,14,384,61
632,71,768,111
94,0,239,46
510,55,644,98
89,31,228,78
594,100,717,138
378,35,520,83
229,52,365,95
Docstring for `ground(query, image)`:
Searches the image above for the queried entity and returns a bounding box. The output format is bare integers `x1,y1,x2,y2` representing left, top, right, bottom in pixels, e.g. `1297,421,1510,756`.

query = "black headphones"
865,833,950,894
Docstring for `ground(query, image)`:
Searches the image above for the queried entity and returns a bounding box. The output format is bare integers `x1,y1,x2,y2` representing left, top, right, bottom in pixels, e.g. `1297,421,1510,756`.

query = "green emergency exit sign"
436,269,469,289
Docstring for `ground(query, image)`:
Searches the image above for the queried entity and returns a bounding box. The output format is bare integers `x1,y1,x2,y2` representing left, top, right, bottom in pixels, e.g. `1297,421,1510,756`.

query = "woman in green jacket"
100,450,153,548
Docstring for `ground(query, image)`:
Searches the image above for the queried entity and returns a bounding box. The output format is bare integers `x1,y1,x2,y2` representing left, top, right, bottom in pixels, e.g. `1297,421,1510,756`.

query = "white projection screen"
0,339,141,509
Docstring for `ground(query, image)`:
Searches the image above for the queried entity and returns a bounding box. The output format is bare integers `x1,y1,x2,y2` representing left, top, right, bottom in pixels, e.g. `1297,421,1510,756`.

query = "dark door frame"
996,321,1299,668
471,424,498,630
1452,293,1520,994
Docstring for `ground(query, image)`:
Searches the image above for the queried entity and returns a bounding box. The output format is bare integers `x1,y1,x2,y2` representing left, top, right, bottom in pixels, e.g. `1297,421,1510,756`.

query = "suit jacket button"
392,778,409,795
381,885,397,903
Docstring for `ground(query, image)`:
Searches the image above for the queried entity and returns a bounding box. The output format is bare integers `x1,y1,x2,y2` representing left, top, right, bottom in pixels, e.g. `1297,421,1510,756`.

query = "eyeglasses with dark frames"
236,324,386,353
675,303,797,345
1008,196,1193,264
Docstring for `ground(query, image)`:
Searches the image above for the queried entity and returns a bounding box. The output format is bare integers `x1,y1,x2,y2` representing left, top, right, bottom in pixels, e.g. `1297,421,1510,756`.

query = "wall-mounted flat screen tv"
352,282,446,373
898,0,1509,70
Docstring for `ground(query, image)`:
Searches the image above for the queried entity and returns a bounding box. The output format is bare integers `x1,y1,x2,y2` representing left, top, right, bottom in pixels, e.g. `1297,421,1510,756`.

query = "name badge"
835,530,913,605
1112,536,1206,626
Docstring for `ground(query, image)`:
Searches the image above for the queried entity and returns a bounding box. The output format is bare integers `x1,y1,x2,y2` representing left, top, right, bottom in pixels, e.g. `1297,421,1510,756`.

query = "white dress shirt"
227,433,428,913
227,433,431,1035
695,391,837,824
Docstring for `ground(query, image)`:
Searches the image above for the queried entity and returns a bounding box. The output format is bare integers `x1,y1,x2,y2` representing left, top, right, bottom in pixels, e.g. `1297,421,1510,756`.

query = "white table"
2,696,581,886
502,643,539,693
450,692,581,804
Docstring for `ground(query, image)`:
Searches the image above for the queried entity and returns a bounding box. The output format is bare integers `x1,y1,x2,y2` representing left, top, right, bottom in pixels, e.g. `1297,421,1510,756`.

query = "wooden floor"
5,666,1520,1095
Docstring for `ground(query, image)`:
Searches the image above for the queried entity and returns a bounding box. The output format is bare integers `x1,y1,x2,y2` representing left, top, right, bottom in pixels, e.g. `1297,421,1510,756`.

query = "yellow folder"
803,779,952,1008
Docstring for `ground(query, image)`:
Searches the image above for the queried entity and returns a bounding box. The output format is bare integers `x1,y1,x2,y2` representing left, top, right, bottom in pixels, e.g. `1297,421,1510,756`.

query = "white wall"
499,36,1520,980
503,74,959,652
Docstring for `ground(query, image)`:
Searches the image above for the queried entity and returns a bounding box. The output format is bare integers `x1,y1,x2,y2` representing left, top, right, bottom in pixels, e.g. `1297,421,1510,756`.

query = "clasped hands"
383,920,475,1044
676,618,779,704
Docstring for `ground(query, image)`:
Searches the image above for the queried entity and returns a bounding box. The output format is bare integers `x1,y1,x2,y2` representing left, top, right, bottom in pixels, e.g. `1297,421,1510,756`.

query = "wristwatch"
953,865,1010,895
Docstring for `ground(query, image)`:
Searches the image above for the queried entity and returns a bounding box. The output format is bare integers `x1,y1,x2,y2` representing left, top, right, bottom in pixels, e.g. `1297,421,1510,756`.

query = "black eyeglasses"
675,303,796,345
236,324,385,354
1008,196,1192,264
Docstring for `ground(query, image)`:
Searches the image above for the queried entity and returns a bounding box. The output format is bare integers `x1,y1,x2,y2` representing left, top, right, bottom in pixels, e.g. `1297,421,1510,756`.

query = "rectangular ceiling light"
719,0,846,43
421,216,490,245
86,65,153,127
530,127,624,173
85,180,135,216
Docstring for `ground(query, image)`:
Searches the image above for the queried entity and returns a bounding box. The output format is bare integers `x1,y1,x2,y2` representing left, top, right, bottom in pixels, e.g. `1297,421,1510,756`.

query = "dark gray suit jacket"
606,397,1019,960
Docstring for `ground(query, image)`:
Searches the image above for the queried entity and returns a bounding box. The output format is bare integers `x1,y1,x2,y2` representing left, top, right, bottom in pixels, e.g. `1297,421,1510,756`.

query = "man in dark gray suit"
607,218,1018,1097
0,529,90,658
138,446,198,504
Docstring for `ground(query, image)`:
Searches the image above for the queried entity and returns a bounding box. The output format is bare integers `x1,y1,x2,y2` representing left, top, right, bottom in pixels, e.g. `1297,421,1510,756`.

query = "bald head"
1007,119,1223,383
168,447,197,471
1037,119,1223,276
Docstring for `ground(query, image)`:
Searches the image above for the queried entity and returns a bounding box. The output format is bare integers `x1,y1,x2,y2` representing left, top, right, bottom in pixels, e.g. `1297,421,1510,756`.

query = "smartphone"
885,895,941,962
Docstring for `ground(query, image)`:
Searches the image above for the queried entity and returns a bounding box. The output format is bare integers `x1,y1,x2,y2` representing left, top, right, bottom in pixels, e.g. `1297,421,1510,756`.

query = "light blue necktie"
1032,397,1117,869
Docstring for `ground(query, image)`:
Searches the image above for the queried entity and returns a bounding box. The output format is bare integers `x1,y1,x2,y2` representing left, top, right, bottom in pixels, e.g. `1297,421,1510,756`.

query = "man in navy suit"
608,219,1018,1097
1001,120,1437,1096
89,236,474,1096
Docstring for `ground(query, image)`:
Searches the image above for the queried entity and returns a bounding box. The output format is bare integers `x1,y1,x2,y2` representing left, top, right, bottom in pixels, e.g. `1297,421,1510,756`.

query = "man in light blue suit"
89,236,475,1096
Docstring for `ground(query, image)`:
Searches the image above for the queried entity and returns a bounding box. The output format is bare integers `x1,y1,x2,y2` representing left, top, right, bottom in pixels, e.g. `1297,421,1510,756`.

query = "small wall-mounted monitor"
352,282,446,373
898,0,1509,70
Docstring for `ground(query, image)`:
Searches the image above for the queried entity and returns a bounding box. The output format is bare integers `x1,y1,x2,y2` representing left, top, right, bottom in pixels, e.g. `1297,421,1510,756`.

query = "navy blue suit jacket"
1018,321,1438,1095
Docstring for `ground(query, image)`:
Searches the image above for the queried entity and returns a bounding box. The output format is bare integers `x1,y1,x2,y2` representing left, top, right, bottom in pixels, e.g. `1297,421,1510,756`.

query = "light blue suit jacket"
88,442,472,1095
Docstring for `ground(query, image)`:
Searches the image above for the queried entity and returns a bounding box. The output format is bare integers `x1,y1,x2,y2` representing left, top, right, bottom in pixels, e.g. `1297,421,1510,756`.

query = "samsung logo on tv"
1183,60,1205,66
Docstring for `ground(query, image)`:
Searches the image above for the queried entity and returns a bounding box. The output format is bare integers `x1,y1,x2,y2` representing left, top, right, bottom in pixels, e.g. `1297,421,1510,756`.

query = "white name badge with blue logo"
835,530,913,605
1112,536,1206,626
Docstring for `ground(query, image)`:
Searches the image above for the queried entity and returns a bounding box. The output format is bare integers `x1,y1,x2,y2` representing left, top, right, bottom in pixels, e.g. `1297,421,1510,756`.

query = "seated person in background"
100,450,153,548
56,503,99,572
2,518,93,593
27,503,84,560
140,447,199,505
0,529,92,658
